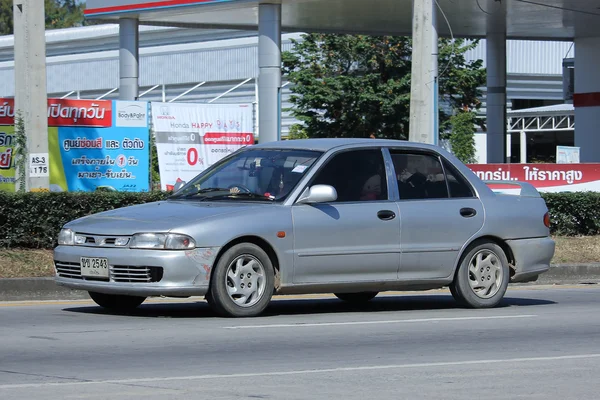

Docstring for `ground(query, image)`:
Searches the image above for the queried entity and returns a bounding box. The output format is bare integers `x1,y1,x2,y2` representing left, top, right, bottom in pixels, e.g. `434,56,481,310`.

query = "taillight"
543,212,551,228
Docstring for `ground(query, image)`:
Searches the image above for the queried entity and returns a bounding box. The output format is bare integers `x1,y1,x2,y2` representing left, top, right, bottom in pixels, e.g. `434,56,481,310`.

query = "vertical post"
119,18,139,100
409,0,438,145
574,37,600,162
13,0,49,191
520,131,527,163
162,84,166,103
431,1,439,146
254,78,259,140
258,2,281,143
485,0,507,163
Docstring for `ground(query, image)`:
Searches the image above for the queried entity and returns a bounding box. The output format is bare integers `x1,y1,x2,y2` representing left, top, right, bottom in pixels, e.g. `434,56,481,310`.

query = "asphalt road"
1,285,600,399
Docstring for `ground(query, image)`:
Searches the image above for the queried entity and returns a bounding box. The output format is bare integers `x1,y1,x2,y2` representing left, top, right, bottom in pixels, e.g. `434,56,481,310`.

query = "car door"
389,149,485,281
291,148,401,284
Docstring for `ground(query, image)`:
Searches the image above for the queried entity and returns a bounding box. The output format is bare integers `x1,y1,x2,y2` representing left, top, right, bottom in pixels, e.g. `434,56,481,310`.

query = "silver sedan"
54,139,555,317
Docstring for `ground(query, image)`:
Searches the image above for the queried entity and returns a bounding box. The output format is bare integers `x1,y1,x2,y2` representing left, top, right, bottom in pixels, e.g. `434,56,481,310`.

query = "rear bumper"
507,237,555,283
53,245,220,297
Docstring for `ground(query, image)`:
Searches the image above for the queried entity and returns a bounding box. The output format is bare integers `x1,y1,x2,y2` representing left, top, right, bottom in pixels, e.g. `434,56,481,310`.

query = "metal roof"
507,103,574,117
85,0,600,40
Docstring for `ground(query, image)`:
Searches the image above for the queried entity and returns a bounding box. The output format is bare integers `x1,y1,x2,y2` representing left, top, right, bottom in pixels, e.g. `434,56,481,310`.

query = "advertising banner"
468,163,600,193
0,125,16,191
151,102,254,191
556,146,580,164
0,98,150,192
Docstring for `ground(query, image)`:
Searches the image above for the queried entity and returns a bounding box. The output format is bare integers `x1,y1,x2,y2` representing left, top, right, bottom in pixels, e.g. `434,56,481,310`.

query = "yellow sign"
0,126,16,192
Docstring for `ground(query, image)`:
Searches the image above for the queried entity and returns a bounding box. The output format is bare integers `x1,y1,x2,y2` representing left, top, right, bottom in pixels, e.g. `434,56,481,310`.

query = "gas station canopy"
86,0,600,40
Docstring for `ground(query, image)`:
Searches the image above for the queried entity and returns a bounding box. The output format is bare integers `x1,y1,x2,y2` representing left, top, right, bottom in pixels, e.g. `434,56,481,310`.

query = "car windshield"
169,148,323,202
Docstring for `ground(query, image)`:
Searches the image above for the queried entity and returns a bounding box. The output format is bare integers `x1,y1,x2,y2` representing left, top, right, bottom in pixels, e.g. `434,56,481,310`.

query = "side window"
391,152,448,200
442,159,475,198
311,149,388,202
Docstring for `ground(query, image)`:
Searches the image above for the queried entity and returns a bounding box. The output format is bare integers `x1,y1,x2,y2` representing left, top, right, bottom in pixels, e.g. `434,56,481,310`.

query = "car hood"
64,200,266,235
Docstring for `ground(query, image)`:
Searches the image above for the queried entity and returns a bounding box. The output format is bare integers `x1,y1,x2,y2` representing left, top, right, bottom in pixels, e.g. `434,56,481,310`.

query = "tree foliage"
282,34,486,141
446,110,477,164
0,0,94,36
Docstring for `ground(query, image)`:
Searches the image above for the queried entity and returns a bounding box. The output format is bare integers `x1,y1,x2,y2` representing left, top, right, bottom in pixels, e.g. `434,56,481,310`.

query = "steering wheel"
228,184,252,194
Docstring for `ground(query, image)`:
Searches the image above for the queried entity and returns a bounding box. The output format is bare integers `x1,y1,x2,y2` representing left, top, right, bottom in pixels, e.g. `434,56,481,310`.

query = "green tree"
44,0,85,30
287,124,309,140
0,0,95,35
446,110,477,164
282,34,486,141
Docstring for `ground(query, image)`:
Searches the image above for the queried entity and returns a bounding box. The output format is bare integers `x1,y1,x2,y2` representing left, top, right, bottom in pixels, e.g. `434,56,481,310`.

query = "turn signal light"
543,212,551,228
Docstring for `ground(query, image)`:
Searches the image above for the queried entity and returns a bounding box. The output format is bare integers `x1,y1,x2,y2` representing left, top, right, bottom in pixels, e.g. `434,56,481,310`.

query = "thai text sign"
0,98,150,192
467,163,600,193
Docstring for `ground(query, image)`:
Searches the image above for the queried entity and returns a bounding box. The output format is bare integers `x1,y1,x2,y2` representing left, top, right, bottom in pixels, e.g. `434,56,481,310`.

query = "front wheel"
88,292,146,311
208,243,275,317
450,241,510,308
334,292,378,303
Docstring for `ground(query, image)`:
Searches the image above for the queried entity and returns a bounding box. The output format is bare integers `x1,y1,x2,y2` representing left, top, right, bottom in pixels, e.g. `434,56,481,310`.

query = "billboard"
151,102,254,191
468,163,600,193
0,98,150,192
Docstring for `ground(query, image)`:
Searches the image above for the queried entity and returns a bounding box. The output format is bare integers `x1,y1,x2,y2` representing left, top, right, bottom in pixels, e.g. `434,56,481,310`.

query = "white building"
0,24,574,163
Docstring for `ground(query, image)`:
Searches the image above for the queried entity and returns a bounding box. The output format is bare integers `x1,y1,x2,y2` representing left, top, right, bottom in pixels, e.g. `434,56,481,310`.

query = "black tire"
208,243,275,318
334,292,378,303
450,240,510,308
449,283,465,304
88,291,146,311
205,290,214,305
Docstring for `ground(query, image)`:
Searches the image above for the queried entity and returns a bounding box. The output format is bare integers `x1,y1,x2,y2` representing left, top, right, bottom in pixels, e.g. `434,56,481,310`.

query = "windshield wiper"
209,192,275,201
171,187,230,199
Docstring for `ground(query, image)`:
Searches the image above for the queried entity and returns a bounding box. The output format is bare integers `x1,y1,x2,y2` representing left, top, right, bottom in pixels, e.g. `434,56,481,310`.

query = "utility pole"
409,0,438,145
13,0,49,191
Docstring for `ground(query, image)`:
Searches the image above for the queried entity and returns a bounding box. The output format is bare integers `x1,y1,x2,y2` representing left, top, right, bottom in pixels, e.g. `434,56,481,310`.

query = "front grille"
55,261,163,283
111,265,163,283
55,261,82,279
74,234,130,248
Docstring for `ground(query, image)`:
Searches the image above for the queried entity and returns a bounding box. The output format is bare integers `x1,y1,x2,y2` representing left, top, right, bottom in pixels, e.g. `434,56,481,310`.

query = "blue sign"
50,100,150,192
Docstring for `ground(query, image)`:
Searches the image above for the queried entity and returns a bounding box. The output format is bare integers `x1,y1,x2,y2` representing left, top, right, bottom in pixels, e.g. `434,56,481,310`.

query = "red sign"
85,0,219,16
0,98,113,128
202,132,255,146
467,163,600,192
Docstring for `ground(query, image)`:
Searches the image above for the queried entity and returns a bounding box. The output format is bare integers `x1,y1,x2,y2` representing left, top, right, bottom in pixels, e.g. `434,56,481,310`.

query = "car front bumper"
507,236,555,283
53,245,220,297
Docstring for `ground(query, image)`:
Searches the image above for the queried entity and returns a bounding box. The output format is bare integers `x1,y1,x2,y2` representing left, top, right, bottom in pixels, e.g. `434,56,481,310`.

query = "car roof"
253,138,442,152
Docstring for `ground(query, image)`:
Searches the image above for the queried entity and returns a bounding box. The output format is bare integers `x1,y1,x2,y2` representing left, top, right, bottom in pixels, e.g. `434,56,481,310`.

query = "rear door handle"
460,207,477,218
377,210,396,221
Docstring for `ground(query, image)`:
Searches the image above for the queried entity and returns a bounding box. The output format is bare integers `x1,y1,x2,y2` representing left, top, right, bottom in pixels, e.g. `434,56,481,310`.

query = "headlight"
58,228,74,245
129,233,195,250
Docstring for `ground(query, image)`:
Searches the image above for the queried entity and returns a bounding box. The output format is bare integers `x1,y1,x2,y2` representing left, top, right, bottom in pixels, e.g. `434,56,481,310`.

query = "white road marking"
1,353,600,390
224,314,538,329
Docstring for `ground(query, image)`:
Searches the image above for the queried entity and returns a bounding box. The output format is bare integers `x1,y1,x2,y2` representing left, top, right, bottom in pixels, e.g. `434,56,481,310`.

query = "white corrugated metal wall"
0,25,572,138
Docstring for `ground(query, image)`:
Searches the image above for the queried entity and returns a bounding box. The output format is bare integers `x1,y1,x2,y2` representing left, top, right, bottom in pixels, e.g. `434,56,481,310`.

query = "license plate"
80,257,109,278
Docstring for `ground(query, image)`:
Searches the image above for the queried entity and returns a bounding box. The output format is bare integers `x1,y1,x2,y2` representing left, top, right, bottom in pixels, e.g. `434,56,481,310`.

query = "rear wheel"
88,292,146,311
334,292,378,304
208,243,274,318
450,240,509,308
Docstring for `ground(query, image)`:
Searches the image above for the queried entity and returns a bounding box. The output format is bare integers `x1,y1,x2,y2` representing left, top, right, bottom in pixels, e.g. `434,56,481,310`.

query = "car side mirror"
173,180,186,192
297,185,337,204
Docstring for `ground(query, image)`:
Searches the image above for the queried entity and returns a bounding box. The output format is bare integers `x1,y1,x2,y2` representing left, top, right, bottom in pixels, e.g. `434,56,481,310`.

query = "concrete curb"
1,264,599,302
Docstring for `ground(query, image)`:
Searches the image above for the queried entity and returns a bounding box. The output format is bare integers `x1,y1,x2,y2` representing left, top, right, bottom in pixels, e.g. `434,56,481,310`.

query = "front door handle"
377,210,396,221
460,207,477,218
